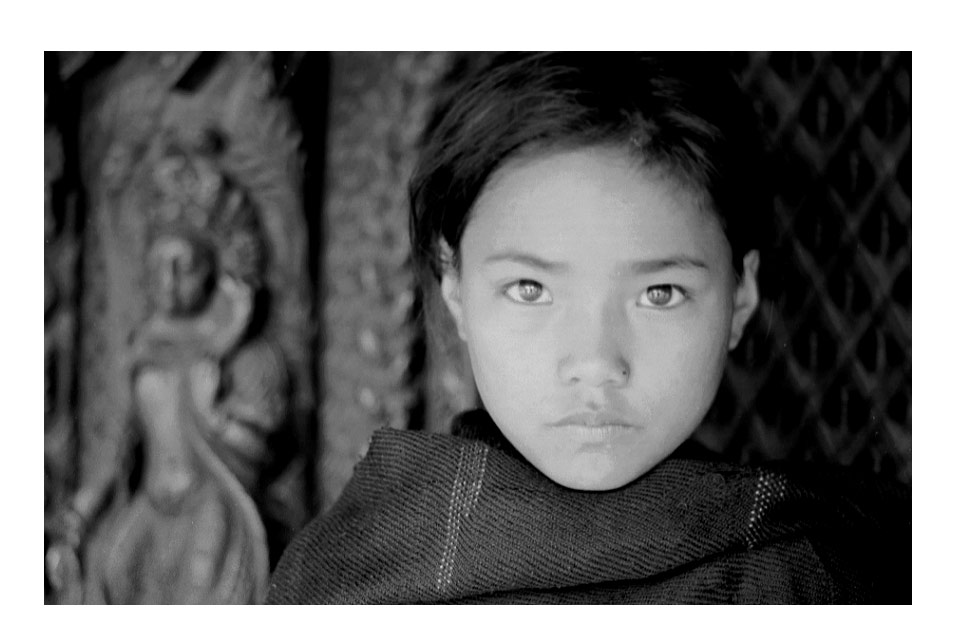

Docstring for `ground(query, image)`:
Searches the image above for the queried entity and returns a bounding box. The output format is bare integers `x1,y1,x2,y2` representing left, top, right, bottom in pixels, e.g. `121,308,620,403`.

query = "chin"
541,457,646,492
558,474,639,492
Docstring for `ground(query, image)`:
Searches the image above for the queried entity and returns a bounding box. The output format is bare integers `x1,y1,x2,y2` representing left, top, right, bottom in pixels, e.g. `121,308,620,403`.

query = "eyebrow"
626,255,710,274
483,252,569,273
483,251,710,274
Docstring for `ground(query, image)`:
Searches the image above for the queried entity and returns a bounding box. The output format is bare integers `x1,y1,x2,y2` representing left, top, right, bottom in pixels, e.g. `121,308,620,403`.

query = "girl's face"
441,146,759,490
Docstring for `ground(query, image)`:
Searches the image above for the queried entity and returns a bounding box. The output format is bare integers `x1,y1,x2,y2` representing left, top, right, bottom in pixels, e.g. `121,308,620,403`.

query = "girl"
267,52,910,604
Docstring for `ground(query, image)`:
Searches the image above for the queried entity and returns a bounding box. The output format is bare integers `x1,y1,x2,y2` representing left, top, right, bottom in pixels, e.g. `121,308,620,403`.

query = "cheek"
467,313,550,384
639,314,730,422
461,300,554,408
182,272,207,292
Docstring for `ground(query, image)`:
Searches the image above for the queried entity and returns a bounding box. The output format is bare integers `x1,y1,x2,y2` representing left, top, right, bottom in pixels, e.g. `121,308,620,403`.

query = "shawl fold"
267,411,910,604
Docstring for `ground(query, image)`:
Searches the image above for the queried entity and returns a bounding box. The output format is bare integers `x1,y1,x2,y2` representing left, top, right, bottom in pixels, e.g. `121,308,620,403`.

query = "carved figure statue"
46,130,289,603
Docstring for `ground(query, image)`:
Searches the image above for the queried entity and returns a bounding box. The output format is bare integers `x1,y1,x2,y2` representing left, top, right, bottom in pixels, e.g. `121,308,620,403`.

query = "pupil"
519,281,541,301
648,286,672,305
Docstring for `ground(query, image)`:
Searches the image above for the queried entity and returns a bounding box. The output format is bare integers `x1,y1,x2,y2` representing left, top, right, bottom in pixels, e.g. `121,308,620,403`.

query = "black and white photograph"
40,48,914,615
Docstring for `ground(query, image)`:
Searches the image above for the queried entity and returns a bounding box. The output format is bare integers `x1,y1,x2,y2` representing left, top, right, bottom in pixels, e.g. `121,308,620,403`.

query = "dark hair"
409,51,772,299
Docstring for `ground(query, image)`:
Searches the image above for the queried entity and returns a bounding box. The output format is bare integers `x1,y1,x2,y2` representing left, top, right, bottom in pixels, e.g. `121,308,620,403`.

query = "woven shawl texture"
267,412,910,604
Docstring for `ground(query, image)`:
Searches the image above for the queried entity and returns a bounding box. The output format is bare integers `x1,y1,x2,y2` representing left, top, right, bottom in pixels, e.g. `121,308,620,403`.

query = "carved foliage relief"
317,52,474,511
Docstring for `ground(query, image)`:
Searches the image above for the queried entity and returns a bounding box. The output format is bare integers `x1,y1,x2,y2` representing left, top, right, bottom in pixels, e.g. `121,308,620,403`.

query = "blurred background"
43,51,911,604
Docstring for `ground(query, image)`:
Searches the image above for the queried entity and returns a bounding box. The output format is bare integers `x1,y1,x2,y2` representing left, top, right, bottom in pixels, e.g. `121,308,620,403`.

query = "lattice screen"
695,52,911,484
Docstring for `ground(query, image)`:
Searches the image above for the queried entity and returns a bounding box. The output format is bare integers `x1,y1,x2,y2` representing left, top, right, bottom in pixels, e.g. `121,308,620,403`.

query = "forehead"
463,146,729,269
149,234,211,263
151,235,195,256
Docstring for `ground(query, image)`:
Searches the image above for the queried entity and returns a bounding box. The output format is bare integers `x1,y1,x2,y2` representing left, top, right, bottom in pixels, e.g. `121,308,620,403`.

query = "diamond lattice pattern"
696,52,911,484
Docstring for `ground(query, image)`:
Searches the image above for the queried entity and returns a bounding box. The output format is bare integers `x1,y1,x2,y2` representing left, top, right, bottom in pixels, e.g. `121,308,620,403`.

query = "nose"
165,256,181,283
157,256,182,302
557,301,631,388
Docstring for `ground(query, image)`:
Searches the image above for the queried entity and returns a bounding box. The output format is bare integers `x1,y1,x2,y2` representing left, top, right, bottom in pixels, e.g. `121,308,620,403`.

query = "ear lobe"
439,248,467,342
728,250,760,350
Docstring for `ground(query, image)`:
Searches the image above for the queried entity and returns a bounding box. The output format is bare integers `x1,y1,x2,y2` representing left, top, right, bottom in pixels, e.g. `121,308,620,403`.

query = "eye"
503,279,553,305
637,284,687,309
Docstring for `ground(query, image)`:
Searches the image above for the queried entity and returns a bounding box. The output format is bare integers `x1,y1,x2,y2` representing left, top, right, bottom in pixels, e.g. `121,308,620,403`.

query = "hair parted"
409,52,772,293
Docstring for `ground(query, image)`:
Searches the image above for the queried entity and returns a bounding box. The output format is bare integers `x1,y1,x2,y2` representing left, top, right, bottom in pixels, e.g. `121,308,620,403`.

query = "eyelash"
502,281,688,309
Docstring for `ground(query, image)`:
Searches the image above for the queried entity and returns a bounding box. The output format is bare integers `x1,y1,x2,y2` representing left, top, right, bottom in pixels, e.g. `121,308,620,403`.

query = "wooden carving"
318,52,471,510
45,52,313,604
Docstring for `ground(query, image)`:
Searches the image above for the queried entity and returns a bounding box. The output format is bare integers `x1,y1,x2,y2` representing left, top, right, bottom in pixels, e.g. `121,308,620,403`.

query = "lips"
549,411,636,429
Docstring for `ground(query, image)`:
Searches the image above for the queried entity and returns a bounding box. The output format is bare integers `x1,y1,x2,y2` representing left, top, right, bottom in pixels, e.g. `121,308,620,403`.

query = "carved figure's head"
147,232,216,317
143,128,266,310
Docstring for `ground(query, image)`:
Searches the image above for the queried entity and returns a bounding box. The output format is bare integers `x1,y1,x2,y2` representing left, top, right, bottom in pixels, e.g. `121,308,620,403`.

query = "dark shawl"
267,411,911,604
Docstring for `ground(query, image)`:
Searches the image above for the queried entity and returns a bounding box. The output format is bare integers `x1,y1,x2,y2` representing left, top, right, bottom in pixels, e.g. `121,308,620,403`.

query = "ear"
439,240,467,342
728,250,760,350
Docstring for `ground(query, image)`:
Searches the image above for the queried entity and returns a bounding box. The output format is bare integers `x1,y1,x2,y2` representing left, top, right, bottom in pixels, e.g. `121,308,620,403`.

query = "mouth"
548,412,638,432
550,412,636,429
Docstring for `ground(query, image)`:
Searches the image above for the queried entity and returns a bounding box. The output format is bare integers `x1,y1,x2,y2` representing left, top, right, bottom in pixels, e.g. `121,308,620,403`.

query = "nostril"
561,356,630,388
611,361,630,386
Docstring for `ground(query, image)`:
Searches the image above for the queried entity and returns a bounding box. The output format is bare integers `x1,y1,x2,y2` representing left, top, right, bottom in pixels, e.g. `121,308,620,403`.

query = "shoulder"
265,425,496,603
735,460,911,603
